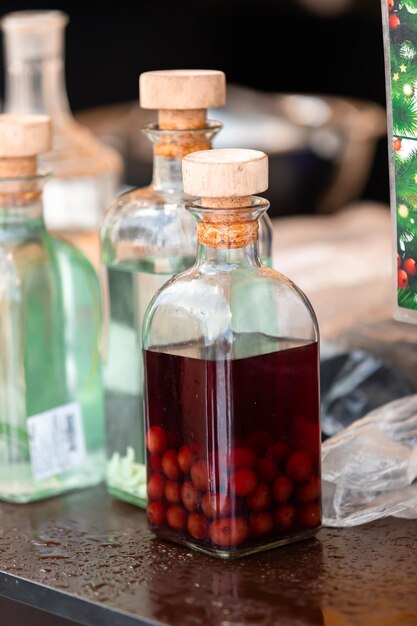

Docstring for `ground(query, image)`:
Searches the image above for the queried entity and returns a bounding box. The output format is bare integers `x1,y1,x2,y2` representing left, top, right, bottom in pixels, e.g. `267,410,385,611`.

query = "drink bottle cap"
0,114,52,177
183,148,268,199
139,70,226,111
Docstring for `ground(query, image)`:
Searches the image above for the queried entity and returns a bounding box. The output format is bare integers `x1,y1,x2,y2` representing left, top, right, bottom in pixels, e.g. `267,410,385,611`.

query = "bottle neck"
0,178,46,239
3,19,71,125
196,239,261,268
190,197,270,268
152,152,209,193
143,121,222,193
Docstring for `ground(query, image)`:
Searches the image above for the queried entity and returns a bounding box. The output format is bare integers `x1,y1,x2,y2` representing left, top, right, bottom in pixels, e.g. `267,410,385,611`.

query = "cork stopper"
140,70,225,132
0,114,52,177
183,149,268,203
183,149,269,249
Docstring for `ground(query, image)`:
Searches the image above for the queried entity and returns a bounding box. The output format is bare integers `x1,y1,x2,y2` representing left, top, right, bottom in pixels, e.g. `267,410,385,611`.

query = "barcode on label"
27,402,86,480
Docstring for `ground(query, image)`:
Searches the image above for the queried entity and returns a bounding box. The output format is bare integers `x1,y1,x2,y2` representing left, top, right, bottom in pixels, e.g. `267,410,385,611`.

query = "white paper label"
27,402,86,480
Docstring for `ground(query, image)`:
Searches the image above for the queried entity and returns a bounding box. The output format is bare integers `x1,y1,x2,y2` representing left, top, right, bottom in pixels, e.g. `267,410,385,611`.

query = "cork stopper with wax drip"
139,70,226,158
0,114,52,180
182,148,269,249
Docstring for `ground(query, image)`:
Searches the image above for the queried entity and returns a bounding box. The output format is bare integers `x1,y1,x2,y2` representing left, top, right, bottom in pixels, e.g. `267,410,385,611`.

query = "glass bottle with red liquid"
143,148,321,558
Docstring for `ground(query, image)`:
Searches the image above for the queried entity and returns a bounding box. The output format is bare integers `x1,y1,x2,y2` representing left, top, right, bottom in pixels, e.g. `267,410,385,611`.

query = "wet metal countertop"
0,485,416,626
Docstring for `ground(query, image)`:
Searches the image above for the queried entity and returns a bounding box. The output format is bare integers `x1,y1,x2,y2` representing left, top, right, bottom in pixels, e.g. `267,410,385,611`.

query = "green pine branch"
398,285,417,309
395,150,417,203
393,63,417,89
396,5,417,33
392,93,417,136
403,0,417,11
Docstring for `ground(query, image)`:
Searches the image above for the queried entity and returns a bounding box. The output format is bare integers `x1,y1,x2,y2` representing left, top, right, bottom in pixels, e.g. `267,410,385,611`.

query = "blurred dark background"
0,0,390,210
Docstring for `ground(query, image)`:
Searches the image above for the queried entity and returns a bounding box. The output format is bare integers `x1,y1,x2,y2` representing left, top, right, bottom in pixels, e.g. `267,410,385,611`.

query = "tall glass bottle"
102,70,272,507
1,10,123,232
143,148,321,558
0,114,104,503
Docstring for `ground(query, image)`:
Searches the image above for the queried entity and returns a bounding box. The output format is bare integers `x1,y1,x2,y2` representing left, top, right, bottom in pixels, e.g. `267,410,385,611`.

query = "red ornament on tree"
403,258,417,276
389,14,400,29
388,0,394,11
398,269,408,289
393,137,402,152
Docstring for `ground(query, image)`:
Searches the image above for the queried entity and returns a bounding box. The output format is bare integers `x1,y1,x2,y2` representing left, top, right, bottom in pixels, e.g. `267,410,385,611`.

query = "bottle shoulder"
40,118,123,177
0,231,100,300
103,185,190,220
101,185,197,267
144,263,319,347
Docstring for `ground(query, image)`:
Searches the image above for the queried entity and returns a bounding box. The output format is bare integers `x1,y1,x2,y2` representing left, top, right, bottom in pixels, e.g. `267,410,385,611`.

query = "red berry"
286,451,312,482
389,13,400,29
256,457,279,483
177,445,198,473
388,0,394,10
244,431,273,455
229,447,257,470
147,501,166,527
162,449,180,480
247,483,272,512
230,468,257,497
398,269,408,289
187,513,208,540
272,475,293,503
191,460,209,490
267,441,291,463
181,481,200,512
403,258,417,276
166,505,187,531
147,473,165,501
393,137,402,152
149,454,162,473
164,480,181,504
250,512,274,537
209,517,249,547
296,476,321,504
202,492,232,518
397,253,401,269
275,504,296,530
146,426,168,455
298,503,321,529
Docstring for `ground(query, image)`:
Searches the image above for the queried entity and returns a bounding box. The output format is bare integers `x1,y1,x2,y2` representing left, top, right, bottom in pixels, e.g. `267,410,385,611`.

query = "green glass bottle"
0,114,104,503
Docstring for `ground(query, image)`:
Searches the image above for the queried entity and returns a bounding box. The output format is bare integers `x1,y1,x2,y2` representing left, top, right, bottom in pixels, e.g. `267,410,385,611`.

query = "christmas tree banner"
383,0,417,322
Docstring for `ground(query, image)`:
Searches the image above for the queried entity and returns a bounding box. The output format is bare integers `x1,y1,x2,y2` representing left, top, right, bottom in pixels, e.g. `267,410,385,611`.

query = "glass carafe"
0,115,104,503
142,148,320,558
1,10,123,232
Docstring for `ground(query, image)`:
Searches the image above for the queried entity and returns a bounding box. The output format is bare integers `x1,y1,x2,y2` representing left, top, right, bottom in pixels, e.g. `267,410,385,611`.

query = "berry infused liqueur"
144,335,321,559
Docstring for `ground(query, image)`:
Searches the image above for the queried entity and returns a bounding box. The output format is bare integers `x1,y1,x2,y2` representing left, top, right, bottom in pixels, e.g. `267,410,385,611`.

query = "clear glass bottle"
143,148,320,559
1,10,123,232
102,70,273,508
0,114,104,503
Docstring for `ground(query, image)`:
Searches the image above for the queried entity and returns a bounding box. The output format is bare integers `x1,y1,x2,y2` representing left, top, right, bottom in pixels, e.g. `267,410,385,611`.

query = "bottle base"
151,527,321,560
107,485,147,509
0,451,105,504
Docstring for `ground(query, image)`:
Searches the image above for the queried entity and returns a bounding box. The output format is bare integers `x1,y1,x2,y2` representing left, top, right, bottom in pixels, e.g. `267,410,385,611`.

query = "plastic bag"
320,348,413,438
322,394,417,527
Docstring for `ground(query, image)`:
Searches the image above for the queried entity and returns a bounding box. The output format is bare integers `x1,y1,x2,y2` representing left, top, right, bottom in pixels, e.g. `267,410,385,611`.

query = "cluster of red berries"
398,254,417,289
388,0,400,29
146,425,321,551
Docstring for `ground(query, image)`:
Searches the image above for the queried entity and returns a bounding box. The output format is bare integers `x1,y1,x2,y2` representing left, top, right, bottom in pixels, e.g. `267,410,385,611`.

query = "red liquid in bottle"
144,337,321,557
